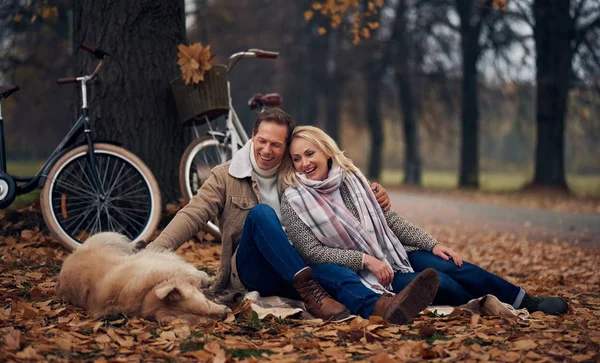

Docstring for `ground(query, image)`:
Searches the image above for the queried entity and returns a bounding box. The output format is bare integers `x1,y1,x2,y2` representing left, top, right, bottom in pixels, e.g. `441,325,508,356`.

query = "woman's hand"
363,254,394,286
432,244,463,266
370,182,391,211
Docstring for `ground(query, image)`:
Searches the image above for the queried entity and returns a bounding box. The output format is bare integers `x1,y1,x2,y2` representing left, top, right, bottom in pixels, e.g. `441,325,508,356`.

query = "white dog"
56,232,229,324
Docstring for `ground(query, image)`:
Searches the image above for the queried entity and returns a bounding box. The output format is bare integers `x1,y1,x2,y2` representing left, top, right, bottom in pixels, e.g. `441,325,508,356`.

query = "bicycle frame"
0,77,101,196
199,49,277,155
226,80,250,155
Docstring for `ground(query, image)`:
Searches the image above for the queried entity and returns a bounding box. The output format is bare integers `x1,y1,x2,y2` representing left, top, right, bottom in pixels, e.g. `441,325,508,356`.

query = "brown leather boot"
293,268,352,321
372,268,439,324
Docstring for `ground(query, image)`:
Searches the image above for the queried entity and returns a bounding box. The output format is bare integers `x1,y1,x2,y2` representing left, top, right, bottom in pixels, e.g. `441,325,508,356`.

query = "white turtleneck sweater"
249,142,281,219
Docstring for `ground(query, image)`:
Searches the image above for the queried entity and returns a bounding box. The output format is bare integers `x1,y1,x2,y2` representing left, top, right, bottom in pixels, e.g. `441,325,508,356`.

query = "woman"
279,126,568,318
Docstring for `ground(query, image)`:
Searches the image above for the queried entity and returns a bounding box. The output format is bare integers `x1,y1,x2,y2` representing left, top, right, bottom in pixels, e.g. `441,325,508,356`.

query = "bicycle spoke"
76,158,99,193
105,163,127,196
54,177,98,199
63,205,96,235
108,206,145,231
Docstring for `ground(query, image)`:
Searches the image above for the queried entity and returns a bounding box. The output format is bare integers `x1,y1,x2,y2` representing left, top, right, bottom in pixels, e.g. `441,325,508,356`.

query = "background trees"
2,0,599,201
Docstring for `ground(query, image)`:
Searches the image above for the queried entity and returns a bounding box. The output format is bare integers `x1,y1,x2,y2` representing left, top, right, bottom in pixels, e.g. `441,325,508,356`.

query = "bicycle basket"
171,64,229,125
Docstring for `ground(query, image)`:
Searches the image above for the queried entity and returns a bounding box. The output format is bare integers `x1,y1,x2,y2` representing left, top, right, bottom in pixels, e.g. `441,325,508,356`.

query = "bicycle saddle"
248,93,282,110
0,85,19,100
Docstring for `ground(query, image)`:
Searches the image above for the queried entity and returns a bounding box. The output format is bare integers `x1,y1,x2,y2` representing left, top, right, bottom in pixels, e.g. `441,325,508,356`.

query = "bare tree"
530,0,600,189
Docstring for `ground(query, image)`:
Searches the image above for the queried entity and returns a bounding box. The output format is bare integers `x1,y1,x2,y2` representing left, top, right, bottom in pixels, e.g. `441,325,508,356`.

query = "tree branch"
574,15,600,52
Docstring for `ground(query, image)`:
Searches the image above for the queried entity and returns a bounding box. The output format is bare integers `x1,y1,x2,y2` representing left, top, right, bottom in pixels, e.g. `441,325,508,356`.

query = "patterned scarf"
284,163,413,273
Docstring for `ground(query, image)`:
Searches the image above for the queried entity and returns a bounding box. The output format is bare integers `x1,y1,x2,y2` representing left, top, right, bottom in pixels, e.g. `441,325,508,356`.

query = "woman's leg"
408,250,524,307
310,264,381,318
392,270,474,306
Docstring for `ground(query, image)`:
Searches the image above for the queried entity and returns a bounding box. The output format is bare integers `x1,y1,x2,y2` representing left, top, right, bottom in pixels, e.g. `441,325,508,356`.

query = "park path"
390,191,600,249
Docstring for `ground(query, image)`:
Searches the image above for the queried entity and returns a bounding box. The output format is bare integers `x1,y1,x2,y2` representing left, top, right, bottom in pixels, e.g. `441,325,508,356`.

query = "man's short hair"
252,108,296,145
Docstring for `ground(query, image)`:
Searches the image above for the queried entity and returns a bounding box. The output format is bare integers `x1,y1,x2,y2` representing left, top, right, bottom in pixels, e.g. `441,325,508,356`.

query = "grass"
381,170,600,196
6,160,44,176
3,161,44,210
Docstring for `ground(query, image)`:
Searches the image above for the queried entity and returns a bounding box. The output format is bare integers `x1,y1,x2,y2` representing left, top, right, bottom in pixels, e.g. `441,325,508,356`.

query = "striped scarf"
284,163,413,274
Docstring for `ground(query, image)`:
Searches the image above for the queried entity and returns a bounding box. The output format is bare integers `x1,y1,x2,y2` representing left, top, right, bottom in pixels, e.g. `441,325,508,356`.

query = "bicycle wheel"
179,136,232,240
40,143,162,251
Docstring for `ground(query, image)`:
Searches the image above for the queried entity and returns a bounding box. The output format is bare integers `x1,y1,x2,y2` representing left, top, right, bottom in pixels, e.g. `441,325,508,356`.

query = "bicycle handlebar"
227,49,279,72
57,77,78,84
248,49,279,59
78,42,109,59
57,42,107,85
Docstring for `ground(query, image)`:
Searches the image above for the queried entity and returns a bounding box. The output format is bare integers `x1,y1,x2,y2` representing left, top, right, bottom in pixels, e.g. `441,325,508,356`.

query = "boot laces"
303,279,329,304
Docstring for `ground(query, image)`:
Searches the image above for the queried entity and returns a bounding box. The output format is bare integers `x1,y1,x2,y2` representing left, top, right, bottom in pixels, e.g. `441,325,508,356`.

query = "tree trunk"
395,0,421,185
72,0,186,203
324,79,344,145
323,31,347,145
531,0,572,190
457,1,482,188
366,69,383,180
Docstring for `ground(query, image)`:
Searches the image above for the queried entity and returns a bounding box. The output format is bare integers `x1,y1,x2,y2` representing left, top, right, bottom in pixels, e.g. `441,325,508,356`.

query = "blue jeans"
235,205,304,300
311,251,523,318
393,251,522,307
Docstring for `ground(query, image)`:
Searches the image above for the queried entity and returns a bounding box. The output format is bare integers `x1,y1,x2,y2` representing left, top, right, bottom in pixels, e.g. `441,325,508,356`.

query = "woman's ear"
327,157,333,170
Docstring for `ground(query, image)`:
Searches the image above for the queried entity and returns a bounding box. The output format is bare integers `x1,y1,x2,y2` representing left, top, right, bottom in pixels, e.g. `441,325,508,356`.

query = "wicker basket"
171,64,229,125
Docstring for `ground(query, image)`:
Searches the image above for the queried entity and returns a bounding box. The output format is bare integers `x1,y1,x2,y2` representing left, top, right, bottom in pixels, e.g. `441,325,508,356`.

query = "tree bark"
324,78,344,145
72,0,186,203
457,0,485,188
395,0,421,185
531,0,572,189
366,68,383,180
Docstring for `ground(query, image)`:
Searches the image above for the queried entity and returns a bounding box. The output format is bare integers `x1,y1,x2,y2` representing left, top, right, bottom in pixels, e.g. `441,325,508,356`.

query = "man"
147,108,438,323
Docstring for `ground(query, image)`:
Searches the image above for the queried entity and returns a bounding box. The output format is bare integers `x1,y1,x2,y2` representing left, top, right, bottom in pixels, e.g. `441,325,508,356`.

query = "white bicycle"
173,49,282,239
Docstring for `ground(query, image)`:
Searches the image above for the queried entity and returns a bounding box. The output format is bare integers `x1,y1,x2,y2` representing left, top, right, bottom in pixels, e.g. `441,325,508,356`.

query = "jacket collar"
229,140,254,179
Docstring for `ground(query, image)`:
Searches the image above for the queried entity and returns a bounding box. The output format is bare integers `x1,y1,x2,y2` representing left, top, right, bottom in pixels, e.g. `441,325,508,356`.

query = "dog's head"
144,279,230,325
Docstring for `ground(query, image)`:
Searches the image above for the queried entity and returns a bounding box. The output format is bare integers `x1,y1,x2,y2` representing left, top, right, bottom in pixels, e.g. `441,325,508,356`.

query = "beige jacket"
147,141,270,292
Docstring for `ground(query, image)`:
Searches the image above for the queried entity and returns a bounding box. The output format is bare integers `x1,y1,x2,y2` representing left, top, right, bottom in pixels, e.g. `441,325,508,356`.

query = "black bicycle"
0,43,161,251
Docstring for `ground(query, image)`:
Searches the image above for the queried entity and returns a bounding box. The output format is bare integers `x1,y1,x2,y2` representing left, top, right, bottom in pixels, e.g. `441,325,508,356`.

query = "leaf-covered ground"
1,204,599,362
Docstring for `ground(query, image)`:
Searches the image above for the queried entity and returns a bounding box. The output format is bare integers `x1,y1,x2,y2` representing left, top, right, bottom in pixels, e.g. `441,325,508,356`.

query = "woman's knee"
435,273,473,303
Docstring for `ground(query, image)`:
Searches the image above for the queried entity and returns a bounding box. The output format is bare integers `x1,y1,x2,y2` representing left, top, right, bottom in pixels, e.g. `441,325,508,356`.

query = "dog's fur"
56,232,229,324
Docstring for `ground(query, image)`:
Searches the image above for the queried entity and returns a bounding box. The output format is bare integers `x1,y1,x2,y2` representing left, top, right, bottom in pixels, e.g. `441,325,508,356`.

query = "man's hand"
432,244,463,267
370,182,391,211
363,254,394,287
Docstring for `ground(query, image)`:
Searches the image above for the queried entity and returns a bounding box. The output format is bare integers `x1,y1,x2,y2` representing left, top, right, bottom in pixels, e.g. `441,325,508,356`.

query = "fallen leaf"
512,339,538,350
95,334,111,344
3,329,21,350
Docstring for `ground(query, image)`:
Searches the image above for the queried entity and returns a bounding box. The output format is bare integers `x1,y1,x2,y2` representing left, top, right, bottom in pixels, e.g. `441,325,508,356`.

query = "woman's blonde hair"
280,126,359,190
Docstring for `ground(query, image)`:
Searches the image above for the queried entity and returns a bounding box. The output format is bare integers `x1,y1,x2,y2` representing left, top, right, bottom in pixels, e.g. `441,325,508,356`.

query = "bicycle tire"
40,143,162,251
179,136,232,240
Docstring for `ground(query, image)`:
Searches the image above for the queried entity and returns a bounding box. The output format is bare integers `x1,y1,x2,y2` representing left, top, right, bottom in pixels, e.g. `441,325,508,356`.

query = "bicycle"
0,42,162,251
175,49,281,239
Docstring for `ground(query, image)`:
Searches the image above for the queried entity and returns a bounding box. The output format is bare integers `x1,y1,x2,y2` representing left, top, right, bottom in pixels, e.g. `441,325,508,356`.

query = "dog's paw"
199,277,213,289
133,239,149,251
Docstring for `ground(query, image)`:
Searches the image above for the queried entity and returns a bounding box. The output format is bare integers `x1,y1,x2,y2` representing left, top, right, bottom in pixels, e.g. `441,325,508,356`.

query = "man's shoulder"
211,161,233,176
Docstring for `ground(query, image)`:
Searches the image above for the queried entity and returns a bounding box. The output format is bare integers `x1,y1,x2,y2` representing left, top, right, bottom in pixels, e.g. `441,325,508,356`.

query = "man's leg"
408,250,523,307
235,205,350,320
392,270,474,306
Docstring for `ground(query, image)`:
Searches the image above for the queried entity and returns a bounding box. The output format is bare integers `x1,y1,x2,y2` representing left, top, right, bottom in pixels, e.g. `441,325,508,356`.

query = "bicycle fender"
37,140,124,188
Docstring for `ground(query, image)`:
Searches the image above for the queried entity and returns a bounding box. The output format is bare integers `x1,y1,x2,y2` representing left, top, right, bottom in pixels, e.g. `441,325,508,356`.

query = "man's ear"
155,284,183,302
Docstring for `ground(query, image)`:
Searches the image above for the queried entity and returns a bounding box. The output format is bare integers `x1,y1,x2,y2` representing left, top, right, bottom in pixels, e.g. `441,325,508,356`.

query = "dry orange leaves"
1,205,599,362
177,43,216,85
